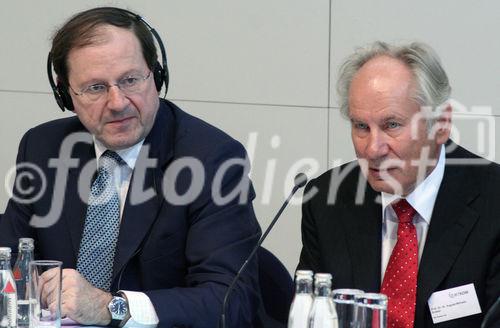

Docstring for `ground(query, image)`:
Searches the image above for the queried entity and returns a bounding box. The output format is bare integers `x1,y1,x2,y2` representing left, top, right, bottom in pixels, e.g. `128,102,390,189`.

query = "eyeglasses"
69,71,152,102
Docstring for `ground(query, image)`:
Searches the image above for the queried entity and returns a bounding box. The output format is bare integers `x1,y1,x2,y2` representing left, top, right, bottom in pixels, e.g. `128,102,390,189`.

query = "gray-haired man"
298,41,500,328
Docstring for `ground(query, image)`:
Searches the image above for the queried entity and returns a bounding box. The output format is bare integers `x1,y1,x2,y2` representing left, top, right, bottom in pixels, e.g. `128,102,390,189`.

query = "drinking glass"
29,260,62,328
332,289,364,328
354,293,387,328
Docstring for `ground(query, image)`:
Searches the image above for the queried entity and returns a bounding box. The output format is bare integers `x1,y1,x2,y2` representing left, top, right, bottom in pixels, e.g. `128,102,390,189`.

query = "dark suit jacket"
0,99,262,327
298,142,500,328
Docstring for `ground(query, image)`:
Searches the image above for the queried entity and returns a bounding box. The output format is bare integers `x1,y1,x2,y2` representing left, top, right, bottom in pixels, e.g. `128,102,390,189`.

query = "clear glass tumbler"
332,289,364,328
353,293,387,328
29,260,62,328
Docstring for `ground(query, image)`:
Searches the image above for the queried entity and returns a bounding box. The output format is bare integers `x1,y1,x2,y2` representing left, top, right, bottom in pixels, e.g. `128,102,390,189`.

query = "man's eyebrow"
383,113,412,123
348,114,361,121
74,78,105,89
382,115,400,122
348,114,407,126
120,69,143,77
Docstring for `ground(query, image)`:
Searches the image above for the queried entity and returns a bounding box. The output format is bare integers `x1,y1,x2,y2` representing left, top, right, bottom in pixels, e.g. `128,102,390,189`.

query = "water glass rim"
332,288,365,295
332,288,365,303
29,260,62,266
355,292,388,308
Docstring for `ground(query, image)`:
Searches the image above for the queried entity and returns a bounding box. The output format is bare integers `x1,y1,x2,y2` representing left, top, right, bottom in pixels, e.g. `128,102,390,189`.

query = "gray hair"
337,41,451,121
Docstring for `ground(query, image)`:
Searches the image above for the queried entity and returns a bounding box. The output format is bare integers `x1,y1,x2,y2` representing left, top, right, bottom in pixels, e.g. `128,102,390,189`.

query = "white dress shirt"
380,145,446,281
94,139,159,327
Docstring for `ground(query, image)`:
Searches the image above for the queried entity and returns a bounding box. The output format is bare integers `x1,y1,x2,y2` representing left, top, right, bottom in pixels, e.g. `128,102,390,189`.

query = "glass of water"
29,260,62,328
354,293,387,328
332,289,364,328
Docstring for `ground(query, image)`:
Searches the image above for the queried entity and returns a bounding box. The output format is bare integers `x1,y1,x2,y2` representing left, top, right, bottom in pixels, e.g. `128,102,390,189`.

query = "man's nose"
366,130,389,160
106,85,129,110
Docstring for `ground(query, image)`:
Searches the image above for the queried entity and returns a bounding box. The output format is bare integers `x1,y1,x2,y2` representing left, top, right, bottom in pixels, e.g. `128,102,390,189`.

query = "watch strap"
109,318,122,327
109,292,127,327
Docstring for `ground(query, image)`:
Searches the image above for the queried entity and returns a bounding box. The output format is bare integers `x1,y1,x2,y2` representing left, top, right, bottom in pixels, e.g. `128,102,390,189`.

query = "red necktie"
381,199,418,328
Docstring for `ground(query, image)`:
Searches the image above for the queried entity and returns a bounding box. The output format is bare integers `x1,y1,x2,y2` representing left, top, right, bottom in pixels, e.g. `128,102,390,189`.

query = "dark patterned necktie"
381,199,418,328
77,150,123,291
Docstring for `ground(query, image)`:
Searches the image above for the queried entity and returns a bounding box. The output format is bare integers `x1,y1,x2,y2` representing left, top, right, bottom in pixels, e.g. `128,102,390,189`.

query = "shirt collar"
381,145,446,224
93,138,144,170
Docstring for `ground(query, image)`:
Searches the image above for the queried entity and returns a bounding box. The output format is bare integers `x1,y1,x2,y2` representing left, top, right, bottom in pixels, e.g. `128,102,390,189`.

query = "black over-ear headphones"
47,8,169,112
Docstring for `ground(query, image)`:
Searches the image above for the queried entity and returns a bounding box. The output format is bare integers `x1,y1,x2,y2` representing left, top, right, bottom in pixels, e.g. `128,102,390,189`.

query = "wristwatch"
108,292,129,327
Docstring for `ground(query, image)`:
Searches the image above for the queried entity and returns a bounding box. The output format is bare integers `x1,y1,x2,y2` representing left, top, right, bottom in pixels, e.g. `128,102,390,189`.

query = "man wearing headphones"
0,7,261,328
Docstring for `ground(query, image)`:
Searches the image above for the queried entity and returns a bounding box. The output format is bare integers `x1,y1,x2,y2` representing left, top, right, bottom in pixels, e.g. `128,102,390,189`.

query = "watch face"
111,298,127,316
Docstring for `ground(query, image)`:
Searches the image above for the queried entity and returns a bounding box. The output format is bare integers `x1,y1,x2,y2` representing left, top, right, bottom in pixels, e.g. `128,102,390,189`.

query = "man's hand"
42,268,112,325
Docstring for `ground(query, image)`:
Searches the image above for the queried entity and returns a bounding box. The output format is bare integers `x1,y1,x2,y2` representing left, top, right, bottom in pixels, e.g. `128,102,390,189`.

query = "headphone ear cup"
56,83,74,111
153,61,165,92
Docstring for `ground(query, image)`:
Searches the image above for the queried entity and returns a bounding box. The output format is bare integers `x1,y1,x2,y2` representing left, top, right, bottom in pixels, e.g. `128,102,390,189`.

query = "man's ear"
434,104,452,145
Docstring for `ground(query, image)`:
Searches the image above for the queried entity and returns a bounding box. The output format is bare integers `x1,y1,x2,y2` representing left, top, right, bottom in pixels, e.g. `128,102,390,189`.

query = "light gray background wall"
0,0,498,274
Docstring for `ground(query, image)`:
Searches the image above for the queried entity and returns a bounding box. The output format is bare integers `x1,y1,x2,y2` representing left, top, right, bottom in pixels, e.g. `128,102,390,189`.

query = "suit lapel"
351,189,382,292
415,143,480,320
112,102,176,280
341,169,382,292
62,132,96,260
